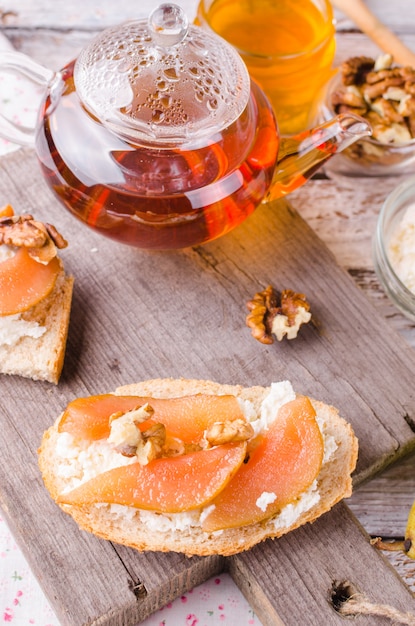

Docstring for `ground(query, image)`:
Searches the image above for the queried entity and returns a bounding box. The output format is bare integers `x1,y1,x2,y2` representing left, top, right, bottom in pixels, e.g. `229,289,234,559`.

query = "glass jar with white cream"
374,175,415,322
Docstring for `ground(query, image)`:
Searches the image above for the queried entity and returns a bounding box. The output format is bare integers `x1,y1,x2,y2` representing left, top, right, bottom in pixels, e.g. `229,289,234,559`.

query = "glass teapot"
0,4,371,250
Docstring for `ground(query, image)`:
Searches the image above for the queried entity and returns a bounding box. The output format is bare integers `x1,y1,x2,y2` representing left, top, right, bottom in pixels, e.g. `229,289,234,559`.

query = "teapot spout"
267,113,372,201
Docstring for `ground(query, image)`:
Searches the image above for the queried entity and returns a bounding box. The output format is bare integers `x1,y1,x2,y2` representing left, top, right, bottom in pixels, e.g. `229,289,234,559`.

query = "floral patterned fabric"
0,514,261,625
0,35,41,156
0,33,262,626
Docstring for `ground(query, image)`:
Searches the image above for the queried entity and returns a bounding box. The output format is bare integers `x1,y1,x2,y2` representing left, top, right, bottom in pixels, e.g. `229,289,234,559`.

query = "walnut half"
0,212,68,264
204,418,254,447
108,404,166,464
108,404,201,464
246,285,311,344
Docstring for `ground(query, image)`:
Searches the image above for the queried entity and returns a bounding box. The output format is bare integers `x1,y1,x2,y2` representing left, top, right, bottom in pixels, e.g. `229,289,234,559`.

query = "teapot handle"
268,113,372,200
0,52,54,146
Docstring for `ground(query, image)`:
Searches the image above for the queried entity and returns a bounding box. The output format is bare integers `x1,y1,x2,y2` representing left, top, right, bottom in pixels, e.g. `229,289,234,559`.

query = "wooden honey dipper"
332,0,415,66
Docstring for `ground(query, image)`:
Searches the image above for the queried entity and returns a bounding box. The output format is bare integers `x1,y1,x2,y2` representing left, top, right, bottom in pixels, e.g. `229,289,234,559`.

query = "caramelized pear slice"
202,396,324,532
58,393,245,443
0,247,60,316
57,442,247,513
0,204,14,218
59,395,147,441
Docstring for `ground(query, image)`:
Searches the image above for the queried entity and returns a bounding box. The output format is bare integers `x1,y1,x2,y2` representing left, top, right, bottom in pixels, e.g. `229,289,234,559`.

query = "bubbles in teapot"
73,20,250,142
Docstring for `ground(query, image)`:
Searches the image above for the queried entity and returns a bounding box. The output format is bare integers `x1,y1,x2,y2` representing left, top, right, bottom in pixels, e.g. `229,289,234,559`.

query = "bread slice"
0,269,74,384
39,379,358,556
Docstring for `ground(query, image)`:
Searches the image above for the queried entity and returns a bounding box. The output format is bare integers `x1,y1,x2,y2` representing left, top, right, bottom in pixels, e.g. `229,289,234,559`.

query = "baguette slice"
0,269,74,384
39,378,358,556
0,209,74,384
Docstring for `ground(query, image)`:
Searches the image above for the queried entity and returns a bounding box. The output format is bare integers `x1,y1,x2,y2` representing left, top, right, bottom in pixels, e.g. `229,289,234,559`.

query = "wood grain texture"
1,1,415,70
348,452,415,537
0,0,198,28
230,503,415,625
1,149,414,480
1,146,415,624
288,178,415,345
334,0,415,34
0,0,413,32
2,0,415,621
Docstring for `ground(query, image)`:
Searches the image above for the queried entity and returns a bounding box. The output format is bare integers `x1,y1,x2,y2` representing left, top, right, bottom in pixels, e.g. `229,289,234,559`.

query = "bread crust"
38,379,358,556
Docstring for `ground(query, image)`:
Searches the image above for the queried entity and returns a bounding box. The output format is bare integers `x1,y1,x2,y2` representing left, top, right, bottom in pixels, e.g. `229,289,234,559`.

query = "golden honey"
196,0,336,134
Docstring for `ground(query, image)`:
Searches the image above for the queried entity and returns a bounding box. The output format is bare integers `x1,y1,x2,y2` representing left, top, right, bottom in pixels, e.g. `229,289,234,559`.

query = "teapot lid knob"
148,4,189,47
73,4,250,147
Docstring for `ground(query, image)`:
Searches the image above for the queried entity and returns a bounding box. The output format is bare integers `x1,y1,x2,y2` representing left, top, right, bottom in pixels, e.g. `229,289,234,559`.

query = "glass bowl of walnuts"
319,54,415,180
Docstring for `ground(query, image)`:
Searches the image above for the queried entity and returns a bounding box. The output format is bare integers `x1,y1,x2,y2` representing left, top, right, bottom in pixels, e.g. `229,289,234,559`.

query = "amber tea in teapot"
0,4,372,250
36,60,278,249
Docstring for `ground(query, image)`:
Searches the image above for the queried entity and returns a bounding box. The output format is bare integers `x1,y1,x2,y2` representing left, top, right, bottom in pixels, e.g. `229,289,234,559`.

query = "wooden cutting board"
2,148,415,625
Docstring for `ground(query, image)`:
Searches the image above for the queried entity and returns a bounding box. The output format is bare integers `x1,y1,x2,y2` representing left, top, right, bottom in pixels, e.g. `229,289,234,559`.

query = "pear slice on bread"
39,379,358,556
0,206,73,383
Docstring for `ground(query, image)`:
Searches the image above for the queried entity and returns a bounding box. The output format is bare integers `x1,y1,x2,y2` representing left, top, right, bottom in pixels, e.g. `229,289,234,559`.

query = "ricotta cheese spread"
256,491,277,512
56,380,338,533
0,314,47,346
388,202,415,294
0,244,14,263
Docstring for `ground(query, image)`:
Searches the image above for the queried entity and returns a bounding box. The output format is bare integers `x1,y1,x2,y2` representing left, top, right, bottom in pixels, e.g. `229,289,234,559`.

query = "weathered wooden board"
3,0,415,72
1,0,413,32
2,148,415,624
348,451,415,537
230,502,415,626
288,176,415,350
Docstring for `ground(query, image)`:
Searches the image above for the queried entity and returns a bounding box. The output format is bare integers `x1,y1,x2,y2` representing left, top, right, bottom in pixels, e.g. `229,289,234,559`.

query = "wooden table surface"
2,0,415,618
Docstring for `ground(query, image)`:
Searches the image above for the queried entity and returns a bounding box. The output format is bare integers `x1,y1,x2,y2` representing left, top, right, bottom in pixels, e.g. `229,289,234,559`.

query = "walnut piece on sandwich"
108,403,255,461
246,285,311,344
204,418,254,447
0,212,68,264
108,404,167,464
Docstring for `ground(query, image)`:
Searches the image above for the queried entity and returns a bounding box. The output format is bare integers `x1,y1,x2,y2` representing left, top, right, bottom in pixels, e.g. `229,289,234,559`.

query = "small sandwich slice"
39,378,358,556
0,205,74,384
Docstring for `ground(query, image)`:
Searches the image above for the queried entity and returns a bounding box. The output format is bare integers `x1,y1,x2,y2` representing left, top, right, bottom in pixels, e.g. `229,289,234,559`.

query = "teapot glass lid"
74,3,251,146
